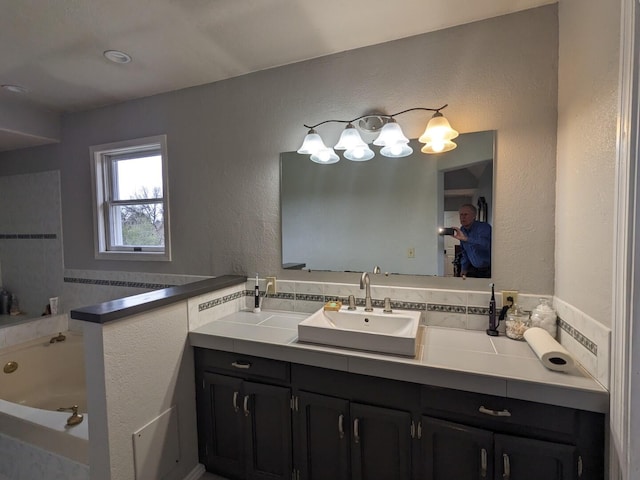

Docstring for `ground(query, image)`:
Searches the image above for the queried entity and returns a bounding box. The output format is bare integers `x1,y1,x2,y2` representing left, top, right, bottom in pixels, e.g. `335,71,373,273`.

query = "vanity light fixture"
297,105,458,164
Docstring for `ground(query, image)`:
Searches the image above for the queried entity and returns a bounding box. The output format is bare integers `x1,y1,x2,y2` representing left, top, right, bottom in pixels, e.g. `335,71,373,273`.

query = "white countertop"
189,309,609,413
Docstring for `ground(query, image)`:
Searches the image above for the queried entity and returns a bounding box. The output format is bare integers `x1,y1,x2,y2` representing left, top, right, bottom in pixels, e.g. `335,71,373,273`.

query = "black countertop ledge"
70,275,247,324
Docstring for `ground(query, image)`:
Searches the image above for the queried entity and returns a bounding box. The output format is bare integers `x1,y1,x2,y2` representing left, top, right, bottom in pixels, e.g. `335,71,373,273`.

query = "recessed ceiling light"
1,84,29,94
103,50,132,64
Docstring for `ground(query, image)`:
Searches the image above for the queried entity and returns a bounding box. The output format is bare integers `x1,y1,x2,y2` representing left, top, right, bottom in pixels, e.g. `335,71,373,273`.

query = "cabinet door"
244,381,292,480
199,372,245,479
494,434,579,480
350,403,413,480
421,416,494,480
295,391,350,480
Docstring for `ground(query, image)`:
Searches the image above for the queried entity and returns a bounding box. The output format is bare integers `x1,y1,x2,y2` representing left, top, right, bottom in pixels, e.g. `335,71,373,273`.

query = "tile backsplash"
0,270,609,391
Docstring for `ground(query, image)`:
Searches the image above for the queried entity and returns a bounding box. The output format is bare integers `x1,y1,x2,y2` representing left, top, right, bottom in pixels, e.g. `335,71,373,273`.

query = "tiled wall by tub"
0,314,68,350
0,433,89,480
0,171,64,319
62,269,213,313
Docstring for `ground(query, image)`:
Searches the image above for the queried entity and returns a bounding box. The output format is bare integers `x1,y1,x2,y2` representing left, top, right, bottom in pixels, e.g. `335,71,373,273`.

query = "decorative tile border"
0,233,57,239
558,317,597,355
198,291,244,312
427,304,467,314
468,306,490,315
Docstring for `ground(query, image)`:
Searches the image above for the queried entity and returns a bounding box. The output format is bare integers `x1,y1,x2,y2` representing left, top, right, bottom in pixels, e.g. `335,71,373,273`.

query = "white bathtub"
0,331,89,466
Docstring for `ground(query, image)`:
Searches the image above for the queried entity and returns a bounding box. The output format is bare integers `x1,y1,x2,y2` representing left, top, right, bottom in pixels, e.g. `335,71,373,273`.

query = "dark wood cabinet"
194,348,604,480
493,433,579,480
350,402,413,480
195,353,292,480
295,391,351,480
421,416,580,480
422,416,494,480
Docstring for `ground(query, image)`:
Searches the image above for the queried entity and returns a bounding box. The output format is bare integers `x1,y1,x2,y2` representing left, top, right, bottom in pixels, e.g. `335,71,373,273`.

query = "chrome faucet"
360,272,373,312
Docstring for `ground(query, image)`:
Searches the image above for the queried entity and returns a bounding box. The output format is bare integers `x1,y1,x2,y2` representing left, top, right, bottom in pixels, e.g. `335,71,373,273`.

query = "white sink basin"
297,306,421,356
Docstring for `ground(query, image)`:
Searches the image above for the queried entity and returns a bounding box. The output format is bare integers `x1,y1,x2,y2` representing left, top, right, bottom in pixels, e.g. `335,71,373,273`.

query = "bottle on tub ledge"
0,288,10,315
9,294,20,316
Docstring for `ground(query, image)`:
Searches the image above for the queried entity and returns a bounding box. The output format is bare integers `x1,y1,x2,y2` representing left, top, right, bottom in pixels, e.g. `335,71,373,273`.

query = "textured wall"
556,0,620,327
0,6,559,294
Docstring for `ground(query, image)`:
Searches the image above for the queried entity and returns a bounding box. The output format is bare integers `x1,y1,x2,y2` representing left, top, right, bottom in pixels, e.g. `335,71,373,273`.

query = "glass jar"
505,304,530,340
530,298,557,338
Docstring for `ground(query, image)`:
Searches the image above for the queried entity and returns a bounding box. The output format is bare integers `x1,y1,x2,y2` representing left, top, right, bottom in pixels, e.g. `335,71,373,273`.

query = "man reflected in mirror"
453,204,492,278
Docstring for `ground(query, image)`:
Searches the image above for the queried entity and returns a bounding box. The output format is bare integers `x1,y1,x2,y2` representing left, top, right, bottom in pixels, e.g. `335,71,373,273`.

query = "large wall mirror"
280,130,495,276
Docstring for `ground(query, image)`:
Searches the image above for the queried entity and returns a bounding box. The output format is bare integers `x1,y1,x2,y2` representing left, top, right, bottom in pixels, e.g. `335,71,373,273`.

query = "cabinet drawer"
195,348,290,382
421,385,578,439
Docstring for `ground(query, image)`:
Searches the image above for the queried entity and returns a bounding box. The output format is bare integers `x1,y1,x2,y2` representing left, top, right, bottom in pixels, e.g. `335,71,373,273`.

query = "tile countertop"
189,309,609,413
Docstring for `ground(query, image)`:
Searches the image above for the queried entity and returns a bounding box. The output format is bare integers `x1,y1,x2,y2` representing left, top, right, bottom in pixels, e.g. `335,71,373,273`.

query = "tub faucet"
49,332,66,343
360,272,373,312
57,405,83,426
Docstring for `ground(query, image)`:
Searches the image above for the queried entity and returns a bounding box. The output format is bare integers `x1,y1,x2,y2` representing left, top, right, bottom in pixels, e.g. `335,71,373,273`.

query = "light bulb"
431,140,445,153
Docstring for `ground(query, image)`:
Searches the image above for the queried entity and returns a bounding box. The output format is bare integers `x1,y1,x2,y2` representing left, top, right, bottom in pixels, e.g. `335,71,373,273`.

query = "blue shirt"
460,221,492,272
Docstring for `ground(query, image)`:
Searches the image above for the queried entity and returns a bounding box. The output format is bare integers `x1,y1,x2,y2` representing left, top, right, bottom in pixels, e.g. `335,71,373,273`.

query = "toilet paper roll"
523,327,575,372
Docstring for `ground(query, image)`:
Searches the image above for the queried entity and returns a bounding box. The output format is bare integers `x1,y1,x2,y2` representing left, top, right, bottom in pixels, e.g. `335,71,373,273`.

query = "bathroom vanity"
191,310,606,480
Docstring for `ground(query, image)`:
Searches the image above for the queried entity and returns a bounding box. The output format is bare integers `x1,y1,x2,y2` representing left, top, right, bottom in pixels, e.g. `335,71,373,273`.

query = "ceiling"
0,0,555,153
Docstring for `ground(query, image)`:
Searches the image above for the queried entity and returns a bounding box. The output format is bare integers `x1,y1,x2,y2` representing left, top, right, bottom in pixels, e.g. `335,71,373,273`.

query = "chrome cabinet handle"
480,448,487,478
353,418,360,444
243,395,250,417
503,453,511,480
479,406,511,417
232,391,239,413
338,414,345,439
231,361,251,369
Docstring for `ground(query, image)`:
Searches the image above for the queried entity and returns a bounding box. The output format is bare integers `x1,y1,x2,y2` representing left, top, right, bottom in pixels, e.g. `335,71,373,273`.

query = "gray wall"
0,6,559,294
556,0,620,327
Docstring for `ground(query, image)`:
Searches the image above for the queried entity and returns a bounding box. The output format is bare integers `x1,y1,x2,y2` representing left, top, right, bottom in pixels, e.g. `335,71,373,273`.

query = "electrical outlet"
501,290,519,308
266,276,277,295
407,247,415,258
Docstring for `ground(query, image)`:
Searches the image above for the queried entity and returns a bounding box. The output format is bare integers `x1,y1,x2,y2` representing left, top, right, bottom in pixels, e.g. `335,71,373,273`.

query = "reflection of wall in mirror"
281,130,494,276
282,148,440,275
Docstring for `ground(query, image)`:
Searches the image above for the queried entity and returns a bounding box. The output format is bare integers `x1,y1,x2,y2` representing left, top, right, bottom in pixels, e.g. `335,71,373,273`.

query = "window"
90,135,171,261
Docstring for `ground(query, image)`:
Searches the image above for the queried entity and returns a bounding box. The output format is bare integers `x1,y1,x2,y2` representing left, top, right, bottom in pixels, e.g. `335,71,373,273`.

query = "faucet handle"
373,266,381,274
347,295,356,310
383,297,392,313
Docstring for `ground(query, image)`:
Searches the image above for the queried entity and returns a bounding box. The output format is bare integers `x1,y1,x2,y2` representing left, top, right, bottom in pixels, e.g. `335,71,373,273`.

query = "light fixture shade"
344,145,375,161
373,121,410,146
421,140,458,154
380,142,414,158
418,113,459,145
334,124,368,150
310,147,340,164
297,129,326,155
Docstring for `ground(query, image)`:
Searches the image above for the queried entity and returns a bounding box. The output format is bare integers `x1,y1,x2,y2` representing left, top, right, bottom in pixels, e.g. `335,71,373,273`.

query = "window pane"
112,155,163,201
112,203,164,247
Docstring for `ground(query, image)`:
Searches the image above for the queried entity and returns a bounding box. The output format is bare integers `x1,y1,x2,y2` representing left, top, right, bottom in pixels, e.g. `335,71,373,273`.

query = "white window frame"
90,135,171,261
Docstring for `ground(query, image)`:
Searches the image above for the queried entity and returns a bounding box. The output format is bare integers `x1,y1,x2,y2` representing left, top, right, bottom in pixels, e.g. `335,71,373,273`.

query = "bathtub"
0,331,89,468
